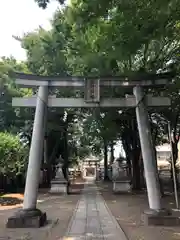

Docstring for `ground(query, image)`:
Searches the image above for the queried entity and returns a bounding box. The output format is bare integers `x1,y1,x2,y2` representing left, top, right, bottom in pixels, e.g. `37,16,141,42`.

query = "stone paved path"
63,180,128,240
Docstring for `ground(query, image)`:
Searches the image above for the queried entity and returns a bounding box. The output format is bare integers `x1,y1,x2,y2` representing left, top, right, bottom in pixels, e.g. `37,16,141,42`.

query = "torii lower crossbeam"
12,96,171,107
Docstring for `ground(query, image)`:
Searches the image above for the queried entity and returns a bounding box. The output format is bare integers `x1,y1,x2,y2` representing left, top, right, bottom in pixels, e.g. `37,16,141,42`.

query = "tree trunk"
171,141,179,191
110,141,114,164
130,117,142,190
61,120,69,180
151,129,164,197
122,137,132,177
131,147,141,190
103,139,109,181
139,151,145,188
170,120,180,190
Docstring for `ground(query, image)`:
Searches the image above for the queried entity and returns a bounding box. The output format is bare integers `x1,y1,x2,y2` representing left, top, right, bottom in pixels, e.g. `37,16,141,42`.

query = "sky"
0,0,59,61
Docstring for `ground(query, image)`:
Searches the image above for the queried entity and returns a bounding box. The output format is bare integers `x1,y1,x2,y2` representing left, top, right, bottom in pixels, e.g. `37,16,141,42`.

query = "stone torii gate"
7,72,174,228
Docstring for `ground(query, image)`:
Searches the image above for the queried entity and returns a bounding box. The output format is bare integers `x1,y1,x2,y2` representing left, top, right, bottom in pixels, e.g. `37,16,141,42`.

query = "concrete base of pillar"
49,179,68,194
142,208,180,226
6,208,47,228
113,179,132,193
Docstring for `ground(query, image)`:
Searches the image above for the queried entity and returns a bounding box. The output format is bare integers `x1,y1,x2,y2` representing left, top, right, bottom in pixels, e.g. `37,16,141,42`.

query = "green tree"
0,57,32,133
0,132,28,176
25,0,179,188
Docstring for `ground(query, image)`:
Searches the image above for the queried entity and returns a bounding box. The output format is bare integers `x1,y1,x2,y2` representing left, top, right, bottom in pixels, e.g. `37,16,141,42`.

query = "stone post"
7,86,48,228
133,86,161,211
23,86,48,209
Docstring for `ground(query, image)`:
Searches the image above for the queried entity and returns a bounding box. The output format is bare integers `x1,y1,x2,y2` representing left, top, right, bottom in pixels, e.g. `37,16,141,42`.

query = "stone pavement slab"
64,181,128,240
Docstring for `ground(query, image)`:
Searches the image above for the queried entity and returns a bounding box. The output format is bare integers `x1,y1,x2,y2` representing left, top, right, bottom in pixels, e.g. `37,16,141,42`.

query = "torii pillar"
133,86,170,225
7,86,48,228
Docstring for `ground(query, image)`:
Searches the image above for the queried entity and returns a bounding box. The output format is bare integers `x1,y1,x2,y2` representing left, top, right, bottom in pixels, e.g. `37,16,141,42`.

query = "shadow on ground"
98,181,180,240
0,191,81,240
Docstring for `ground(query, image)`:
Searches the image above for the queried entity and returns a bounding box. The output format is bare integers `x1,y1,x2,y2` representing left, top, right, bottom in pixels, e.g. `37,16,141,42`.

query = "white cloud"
0,0,59,61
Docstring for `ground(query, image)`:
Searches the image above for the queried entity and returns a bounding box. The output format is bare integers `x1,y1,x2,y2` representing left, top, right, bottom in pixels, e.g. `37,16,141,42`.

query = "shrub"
0,132,28,176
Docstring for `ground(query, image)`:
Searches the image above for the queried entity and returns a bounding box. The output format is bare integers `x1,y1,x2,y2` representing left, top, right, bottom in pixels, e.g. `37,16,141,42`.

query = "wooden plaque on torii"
84,78,100,103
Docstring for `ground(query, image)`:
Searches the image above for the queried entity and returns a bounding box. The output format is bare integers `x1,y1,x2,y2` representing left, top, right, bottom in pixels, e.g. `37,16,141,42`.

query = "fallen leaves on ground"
0,196,23,206
0,193,23,210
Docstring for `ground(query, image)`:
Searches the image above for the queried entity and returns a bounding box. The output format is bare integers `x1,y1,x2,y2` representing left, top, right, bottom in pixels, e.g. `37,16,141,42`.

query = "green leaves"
0,132,28,175
21,27,68,76
0,57,32,132
26,0,179,157
34,0,65,9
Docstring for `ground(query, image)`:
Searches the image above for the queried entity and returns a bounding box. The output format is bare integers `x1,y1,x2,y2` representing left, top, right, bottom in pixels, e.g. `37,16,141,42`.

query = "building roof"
156,144,171,152
83,155,100,162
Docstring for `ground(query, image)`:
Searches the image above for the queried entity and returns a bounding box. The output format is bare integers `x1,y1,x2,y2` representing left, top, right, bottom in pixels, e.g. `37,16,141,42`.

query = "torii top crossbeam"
12,71,174,108
13,71,174,87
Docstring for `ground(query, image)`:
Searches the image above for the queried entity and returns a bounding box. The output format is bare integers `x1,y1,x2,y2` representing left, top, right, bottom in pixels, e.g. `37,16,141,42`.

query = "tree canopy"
0,0,180,187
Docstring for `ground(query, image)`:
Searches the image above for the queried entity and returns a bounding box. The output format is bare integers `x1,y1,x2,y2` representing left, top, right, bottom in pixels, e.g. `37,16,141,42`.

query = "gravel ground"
0,192,82,240
98,182,180,240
